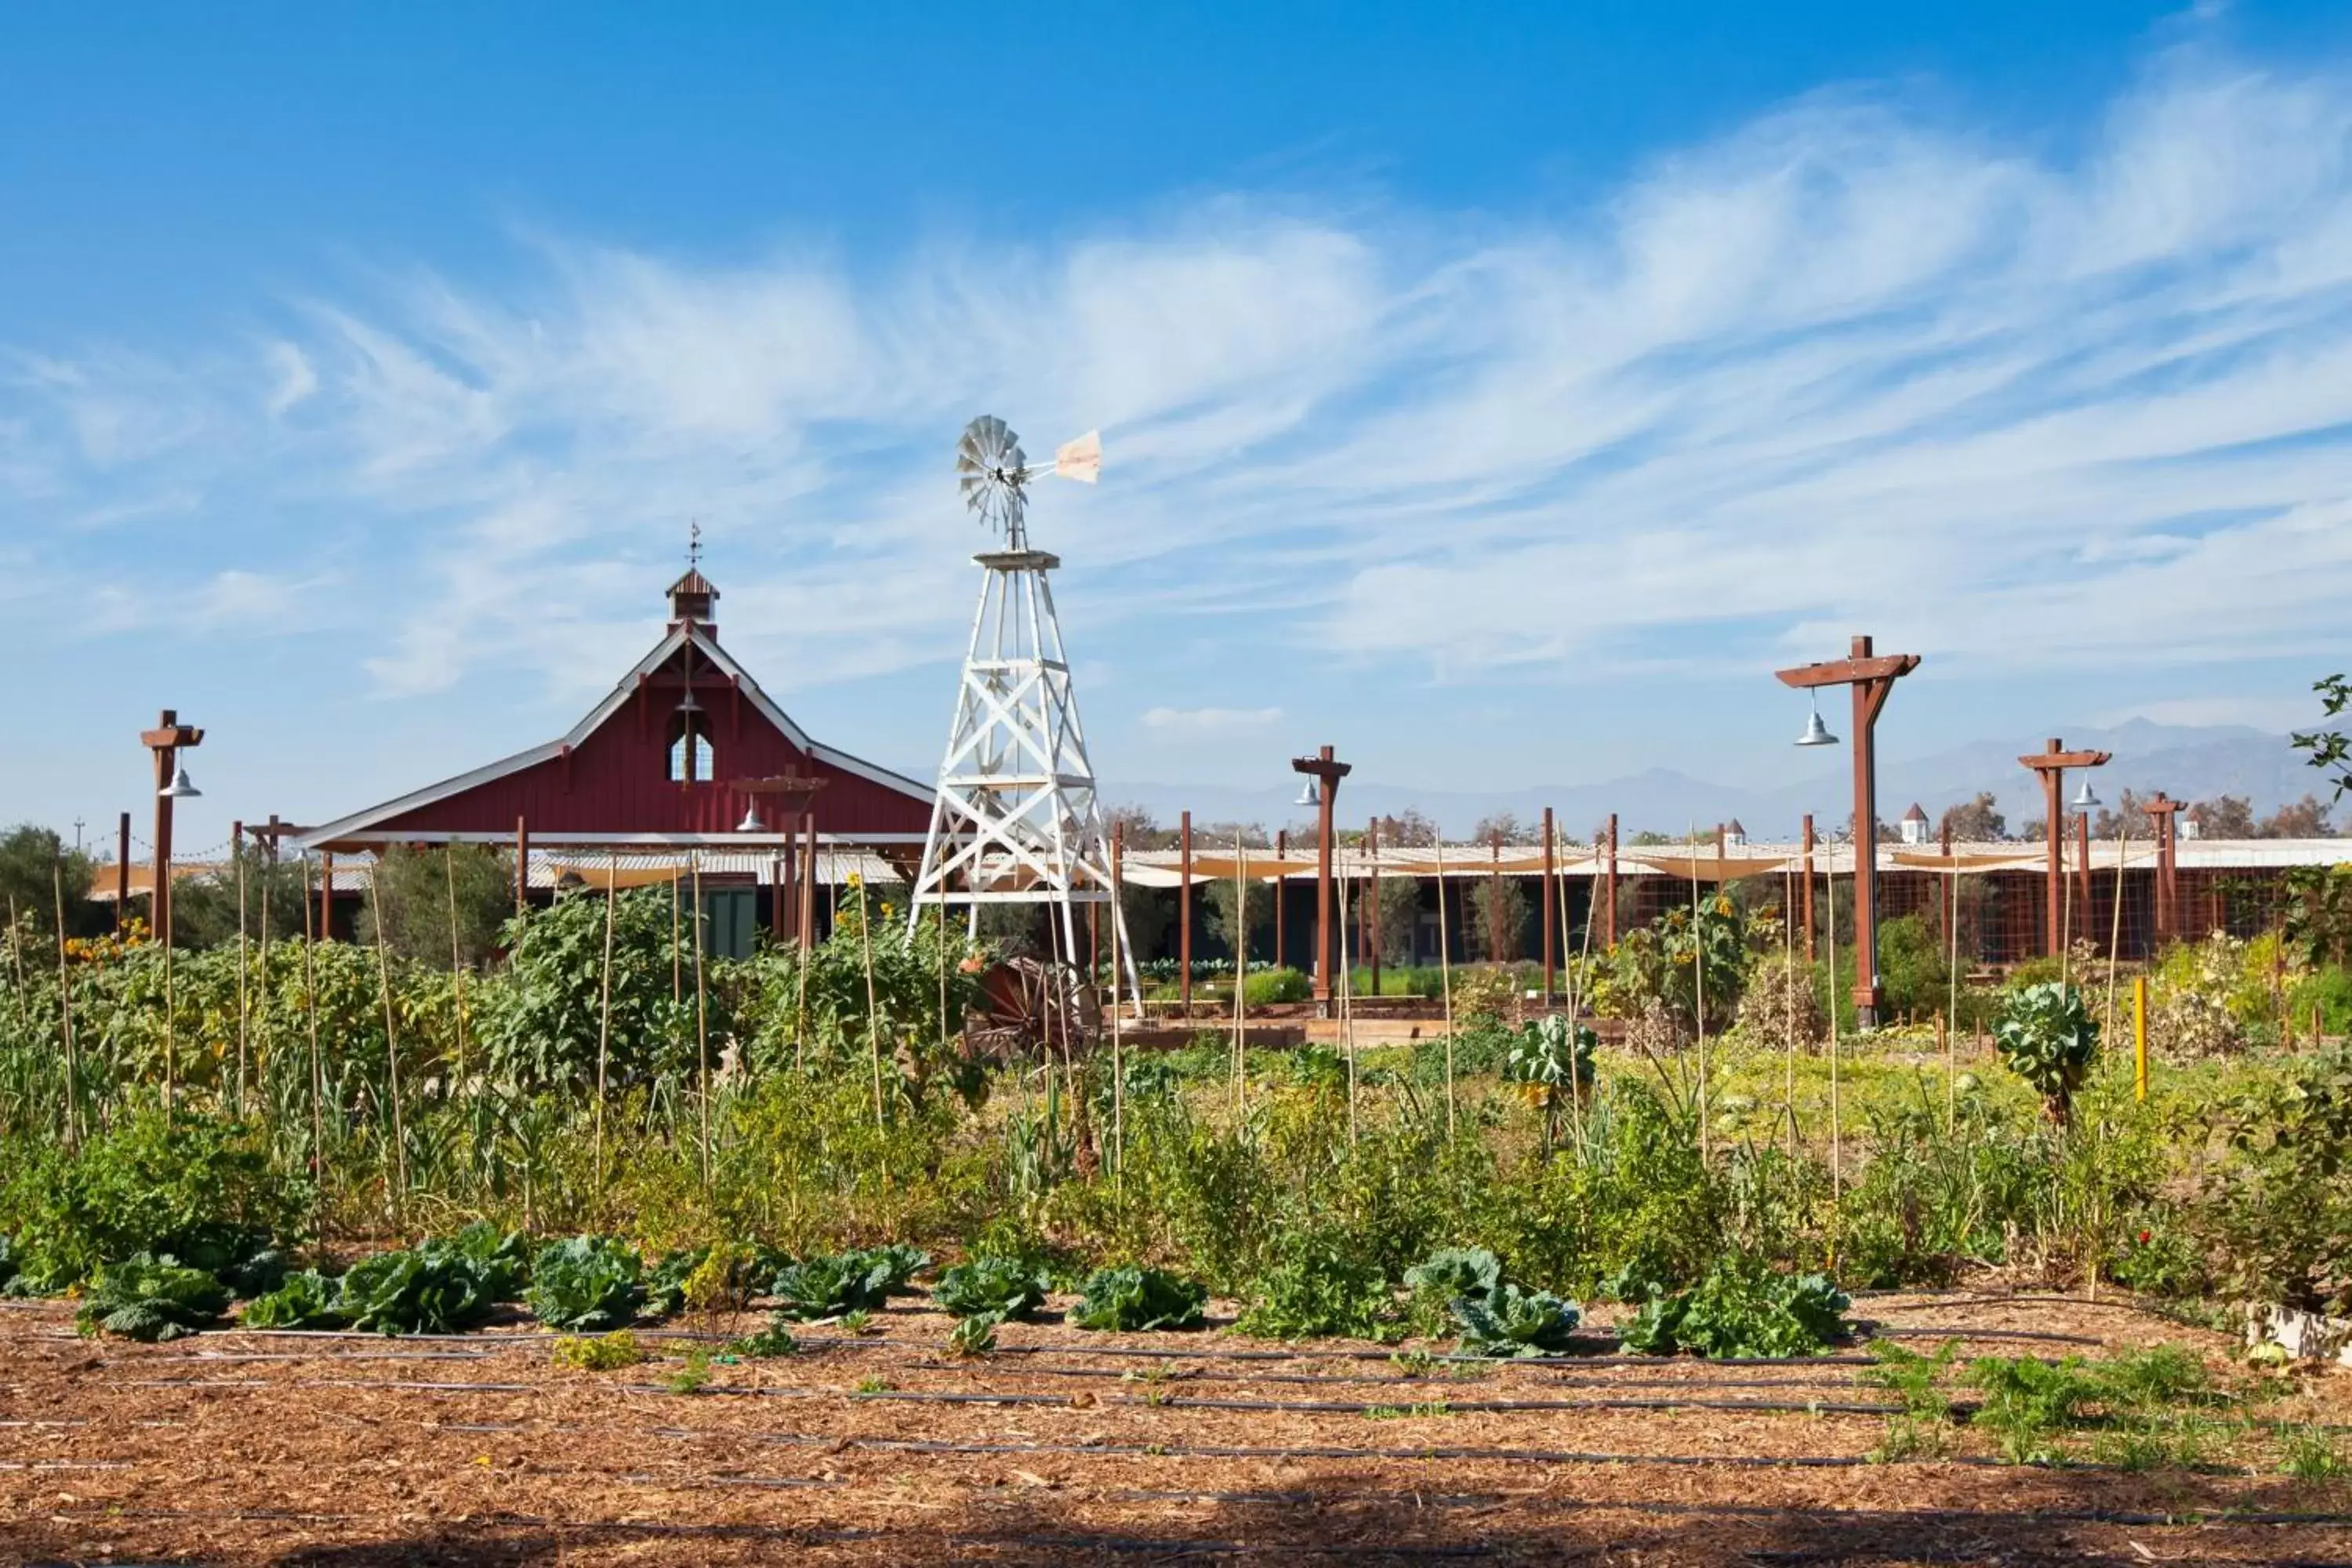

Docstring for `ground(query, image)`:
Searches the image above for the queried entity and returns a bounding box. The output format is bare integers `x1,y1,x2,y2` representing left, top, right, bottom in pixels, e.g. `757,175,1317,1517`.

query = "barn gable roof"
299,623,931,847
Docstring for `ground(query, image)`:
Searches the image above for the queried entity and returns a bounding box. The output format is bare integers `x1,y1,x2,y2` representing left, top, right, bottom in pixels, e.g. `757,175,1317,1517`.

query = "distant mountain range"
1100,720,2332,840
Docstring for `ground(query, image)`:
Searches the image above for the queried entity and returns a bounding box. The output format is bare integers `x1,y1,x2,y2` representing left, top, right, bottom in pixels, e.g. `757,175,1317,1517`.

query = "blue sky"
7,2,2352,854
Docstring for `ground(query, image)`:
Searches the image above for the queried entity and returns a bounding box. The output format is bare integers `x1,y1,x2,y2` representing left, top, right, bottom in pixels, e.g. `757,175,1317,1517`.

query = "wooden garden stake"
1784,864,1799,1160
1947,862,1962,1138
446,848,470,1098
670,867,682,1002
300,855,325,1216
235,830,249,1116
1689,826,1708,1163
1341,869,1358,1149
53,862,78,1149
858,871,885,1137
693,851,711,1183
365,858,408,1218
2133,975,2149,1101
2104,827,2129,1065
1232,831,1247,1121
1825,851,1843,1223
1111,827,1126,1199
594,850,617,1182
1435,839,1455,1138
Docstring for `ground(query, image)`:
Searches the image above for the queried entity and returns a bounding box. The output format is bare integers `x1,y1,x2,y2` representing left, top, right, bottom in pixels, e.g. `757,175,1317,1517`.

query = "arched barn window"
667,715,714,783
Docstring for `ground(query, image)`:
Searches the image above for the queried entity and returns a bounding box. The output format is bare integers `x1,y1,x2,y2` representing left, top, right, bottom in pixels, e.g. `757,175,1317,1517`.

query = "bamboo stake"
446,848,470,1101
1110,829,1126,1199
53,862,78,1149
365,859,407,1218
1826,851,1842,1232
671,866,682,1003
162,903,176,1121
2104,828,2129,1066
1436,839,1455,1137
1341,866,1359,1149
1232,832,1247,1124
1946,863,1961,1138
301,855,324,1225
693,851,710,1183
594,850,617,1183
858,869,885,1137
1689,825,1708,1163
794,825,813,1073
235,835,249,1116
1784,863,1798,1161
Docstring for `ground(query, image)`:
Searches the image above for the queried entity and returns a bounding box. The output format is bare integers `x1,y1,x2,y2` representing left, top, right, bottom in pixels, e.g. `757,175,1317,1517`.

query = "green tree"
0,825,97,937
1372,873,1422,967
355,845,516,970
473,887,695,1092
1938,793,2007,842
166,848,312,949
1200,874,1274,961
1875,913,1951,1023
1467,874,1529,961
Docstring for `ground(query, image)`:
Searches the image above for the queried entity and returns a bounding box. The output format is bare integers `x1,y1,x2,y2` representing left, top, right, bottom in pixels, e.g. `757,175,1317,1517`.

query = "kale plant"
1069,1265,1207,1332
525,1236,644,1331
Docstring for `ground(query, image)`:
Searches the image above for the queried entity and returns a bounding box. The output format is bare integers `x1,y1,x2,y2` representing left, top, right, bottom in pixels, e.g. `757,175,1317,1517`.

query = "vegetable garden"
2,859,2350,1562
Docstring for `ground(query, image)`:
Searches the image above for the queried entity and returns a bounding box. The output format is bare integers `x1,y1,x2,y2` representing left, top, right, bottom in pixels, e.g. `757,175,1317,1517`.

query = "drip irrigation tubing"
36,1507,1503,1557
116,1374,1907,1417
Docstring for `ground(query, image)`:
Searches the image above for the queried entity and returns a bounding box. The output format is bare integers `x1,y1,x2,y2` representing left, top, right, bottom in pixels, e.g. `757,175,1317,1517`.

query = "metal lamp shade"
1294,779,1319,809
735,804,766,833
2071,779,2101,812
1795,709,1839,748
159,765,201,800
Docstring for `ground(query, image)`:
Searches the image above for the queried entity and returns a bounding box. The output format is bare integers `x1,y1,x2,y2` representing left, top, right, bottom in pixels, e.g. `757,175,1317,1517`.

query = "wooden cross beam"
1773,636,1920,1028
2018,738,2111,959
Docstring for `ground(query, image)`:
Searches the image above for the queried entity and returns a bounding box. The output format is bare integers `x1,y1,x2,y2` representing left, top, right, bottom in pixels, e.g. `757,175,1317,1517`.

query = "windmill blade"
1051,430,1102,484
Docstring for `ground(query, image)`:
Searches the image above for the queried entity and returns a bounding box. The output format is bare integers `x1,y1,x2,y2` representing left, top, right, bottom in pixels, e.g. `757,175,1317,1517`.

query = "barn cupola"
667,523,720,634
667,567,719,633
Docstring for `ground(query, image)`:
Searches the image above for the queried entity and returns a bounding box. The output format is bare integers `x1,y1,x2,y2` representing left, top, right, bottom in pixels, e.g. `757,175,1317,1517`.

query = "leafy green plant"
1070,1265,1208,1331
1992,982,2099,1123
771,1247,913,1321
552,1330,644,1370
1618,1257,1849,1358
667,1346,713,1394
1451,1283,1581,1358
419,1223,528,1301
525,1236,644,1331
1505,1015,1596,1152
932,1255,1050,1323
1966,1355,2099,1464
1861,1339,1961,1460
74,1256,231,1341
241,1269,345,1329
1403,1247,1502,1302
2281,1424,2348,1481
336,1247,501,1335
1236,1245,1395,1341
727,1316,800,1358
947,1314,1000,1357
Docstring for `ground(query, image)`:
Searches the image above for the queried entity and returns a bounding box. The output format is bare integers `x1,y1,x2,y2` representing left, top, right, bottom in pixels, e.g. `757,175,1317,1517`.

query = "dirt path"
4,1291,2347,1565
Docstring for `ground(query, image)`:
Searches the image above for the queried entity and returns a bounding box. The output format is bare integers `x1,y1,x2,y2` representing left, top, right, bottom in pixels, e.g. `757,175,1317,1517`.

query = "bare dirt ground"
4,1289,2348,1566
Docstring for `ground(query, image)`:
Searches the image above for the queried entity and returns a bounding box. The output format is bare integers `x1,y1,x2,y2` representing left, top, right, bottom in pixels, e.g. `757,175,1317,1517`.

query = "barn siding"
368,651,932,839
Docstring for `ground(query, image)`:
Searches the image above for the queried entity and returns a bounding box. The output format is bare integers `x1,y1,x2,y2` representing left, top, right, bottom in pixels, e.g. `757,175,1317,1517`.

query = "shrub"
552,1330,644,1370
1993,983,2099,1123
1243,967,1312,1006
0,1110,307,1290
241,1269,344,1329
1236,1243,1393,1341
526,1236,644,1331
1735,953,1826,1051
1070,1265,1207,1331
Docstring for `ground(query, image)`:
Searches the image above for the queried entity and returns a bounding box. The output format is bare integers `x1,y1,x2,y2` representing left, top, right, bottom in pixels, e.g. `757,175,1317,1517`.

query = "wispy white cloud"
1142,706,1287,735
9,38,2352,716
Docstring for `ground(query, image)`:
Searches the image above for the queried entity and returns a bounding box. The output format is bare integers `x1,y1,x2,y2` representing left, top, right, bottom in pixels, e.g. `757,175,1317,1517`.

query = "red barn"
302,568,935,873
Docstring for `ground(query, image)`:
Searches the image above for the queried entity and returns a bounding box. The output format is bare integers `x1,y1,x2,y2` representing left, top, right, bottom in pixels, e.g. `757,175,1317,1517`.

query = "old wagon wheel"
964,955,1101,1064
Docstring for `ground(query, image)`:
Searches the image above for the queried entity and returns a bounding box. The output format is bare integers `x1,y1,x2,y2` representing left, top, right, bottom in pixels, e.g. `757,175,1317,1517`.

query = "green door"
699,887,759,960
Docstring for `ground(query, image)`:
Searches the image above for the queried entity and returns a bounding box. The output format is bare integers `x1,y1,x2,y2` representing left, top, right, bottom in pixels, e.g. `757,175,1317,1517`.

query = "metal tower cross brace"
909,543,1137,1004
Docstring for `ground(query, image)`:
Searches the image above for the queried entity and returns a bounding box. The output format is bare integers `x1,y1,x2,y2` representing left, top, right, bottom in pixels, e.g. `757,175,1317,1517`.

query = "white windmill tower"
909,416,1136,1005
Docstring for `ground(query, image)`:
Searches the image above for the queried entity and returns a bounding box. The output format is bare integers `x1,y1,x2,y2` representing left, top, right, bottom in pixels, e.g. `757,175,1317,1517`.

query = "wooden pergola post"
2143,793,2183,946
1290,746,1352,1016
1775,635,1921,1029
1274,829,1287,970
139,710,203,949
514,815,530,913
2019,738,2111,959
1366,817,1381,1000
